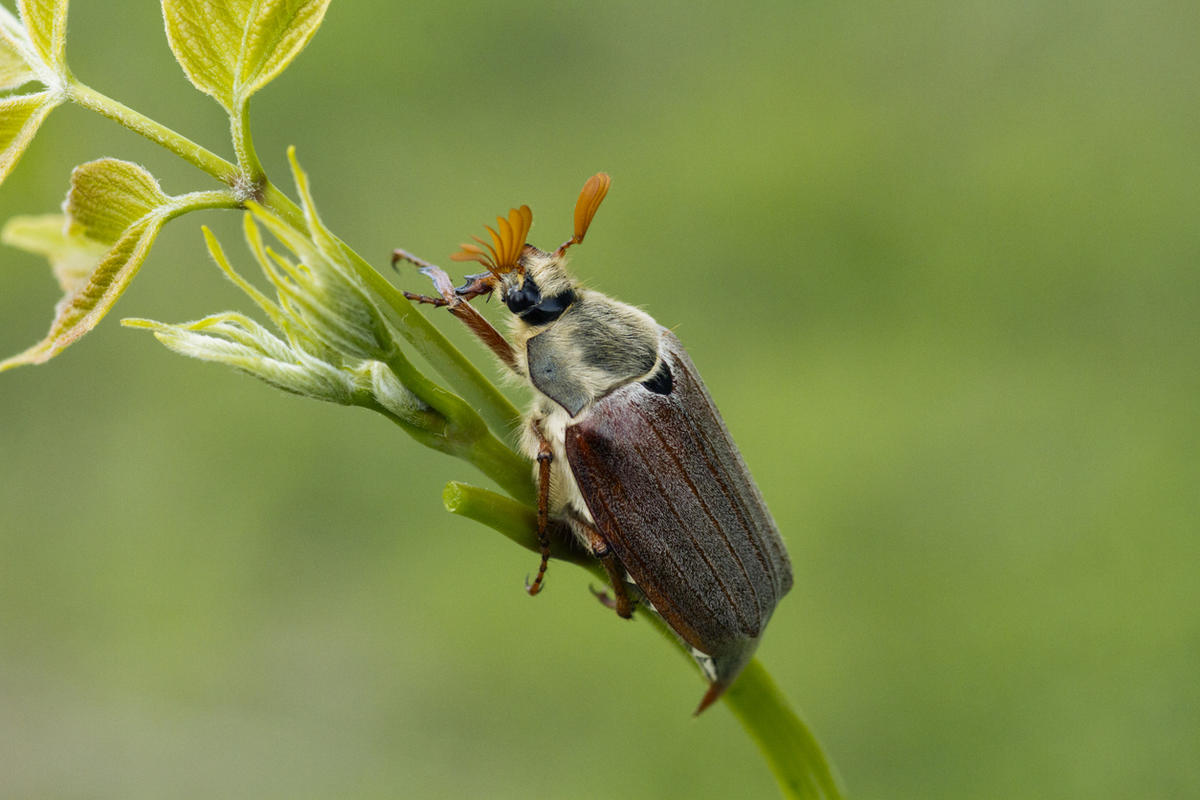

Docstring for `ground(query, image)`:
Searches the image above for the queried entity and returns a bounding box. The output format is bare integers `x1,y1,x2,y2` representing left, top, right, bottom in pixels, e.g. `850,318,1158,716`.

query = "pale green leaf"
0,29,37,90
0,214,167,371
16,0,67,73
1,213,108,294
122,313,358,404
0,90,60,186
162,0,331,112
65,158,170,244
2,160,175,371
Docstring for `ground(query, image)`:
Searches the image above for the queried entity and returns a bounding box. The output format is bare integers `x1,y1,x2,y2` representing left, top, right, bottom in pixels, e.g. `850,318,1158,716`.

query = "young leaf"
0,215,167,371
161,0,331,113
0,160,174,371
65,158,170,244
16,0,67,75
0,30,37,90
123,312,361,405
1,213,108,294
0,90,61,185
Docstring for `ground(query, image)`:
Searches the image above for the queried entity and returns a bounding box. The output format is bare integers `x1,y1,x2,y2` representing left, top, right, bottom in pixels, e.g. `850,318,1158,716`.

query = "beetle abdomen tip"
693,681,728,716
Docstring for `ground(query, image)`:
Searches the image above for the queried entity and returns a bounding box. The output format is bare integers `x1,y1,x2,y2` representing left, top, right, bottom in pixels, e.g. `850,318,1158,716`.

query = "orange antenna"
451,204,533,276
556,172,610,255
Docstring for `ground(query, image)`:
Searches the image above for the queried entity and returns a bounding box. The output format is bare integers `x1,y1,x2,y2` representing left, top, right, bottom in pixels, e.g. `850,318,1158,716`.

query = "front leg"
394,250,520,372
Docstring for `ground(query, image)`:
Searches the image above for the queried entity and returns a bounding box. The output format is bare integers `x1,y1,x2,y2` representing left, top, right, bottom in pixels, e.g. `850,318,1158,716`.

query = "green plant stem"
367,398,529,502
376,341,531,502
442,481,595,570
166,190,241,218
66,80,238,185
461,435,536,505
231,98,265,186
725,661,845,800
364,396,531,504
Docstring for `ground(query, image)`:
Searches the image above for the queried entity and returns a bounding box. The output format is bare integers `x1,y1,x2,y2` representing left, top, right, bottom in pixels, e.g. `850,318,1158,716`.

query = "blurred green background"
2,2,1197,798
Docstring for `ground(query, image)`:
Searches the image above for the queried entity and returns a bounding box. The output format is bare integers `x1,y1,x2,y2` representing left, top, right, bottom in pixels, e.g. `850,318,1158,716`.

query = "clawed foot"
393,252,495,307
589,584,616,609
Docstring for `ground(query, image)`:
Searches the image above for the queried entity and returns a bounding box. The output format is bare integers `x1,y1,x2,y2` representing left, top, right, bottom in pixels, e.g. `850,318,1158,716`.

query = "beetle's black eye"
641,362,673,395
505,275,541,314
520,289,576,326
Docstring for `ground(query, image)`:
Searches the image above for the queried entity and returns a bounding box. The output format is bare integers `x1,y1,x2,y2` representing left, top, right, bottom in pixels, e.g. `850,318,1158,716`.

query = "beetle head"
450,173,611,324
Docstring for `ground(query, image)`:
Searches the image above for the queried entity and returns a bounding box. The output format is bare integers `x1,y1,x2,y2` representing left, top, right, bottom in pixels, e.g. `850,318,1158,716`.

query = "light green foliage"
0,90,58,184
0,3,64,188
0,27,35,89
65,158,169,244
1,159,175,369
0,214,164,369
162,0,331,114
121,154,401,406
126,311,365,405
15,0,66,75
0,159,232,370
239,151,392,362
1,214,107,292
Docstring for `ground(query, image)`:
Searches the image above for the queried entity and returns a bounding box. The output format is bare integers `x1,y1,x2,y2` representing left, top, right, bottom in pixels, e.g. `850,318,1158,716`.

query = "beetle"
395,174,792,712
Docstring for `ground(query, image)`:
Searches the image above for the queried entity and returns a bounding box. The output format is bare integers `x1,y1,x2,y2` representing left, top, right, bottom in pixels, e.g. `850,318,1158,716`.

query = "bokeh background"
2,2,1197,798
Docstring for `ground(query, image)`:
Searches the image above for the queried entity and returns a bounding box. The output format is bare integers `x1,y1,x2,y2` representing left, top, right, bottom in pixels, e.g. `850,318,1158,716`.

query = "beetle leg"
446,301,520,373
587,583,636,620
588,584,618,609
402,291,449,308
396,251,520,372
574,520,635,619
524,422,554,597
391,247,435,271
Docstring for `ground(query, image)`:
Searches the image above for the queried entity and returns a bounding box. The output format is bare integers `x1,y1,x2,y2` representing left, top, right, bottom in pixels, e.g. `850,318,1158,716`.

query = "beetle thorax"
512,284,662,420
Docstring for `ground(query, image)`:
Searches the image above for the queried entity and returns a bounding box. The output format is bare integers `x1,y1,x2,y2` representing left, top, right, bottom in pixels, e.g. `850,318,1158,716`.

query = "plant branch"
231,97,265,187
378,346,533,503
725,661,846,800
66,80,237,185
442,482,586,563
165,189,241,218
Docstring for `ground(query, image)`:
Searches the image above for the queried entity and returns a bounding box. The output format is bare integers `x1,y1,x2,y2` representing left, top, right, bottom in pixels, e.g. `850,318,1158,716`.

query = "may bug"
397,174,792,712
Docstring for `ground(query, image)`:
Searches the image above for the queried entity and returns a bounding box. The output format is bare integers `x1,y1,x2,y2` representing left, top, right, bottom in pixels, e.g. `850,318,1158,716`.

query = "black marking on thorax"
641,361,673,395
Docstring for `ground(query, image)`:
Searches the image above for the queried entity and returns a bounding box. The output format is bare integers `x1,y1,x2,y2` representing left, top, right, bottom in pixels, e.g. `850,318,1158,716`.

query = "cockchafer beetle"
396,174,792,712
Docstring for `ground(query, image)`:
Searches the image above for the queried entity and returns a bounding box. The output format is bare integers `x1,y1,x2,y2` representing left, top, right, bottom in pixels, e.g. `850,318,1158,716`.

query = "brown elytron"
565,330,791,712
